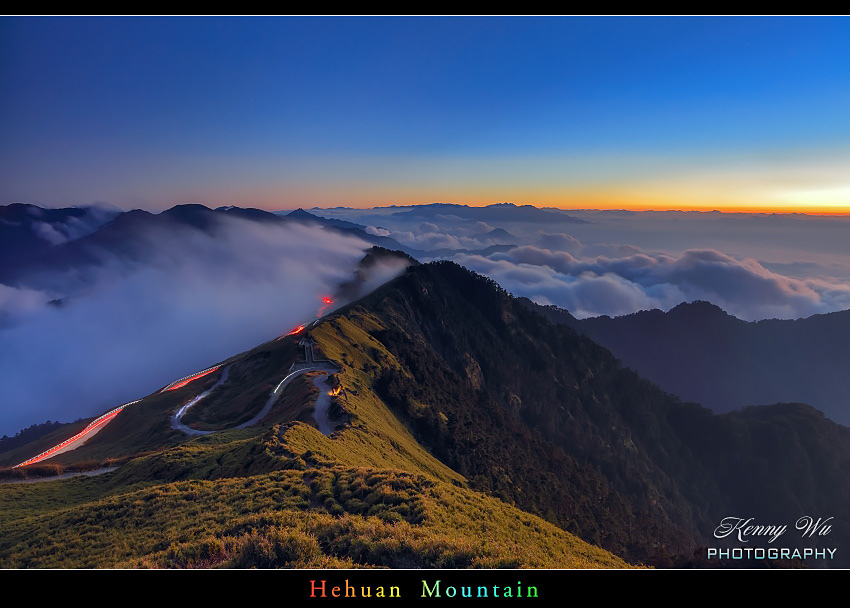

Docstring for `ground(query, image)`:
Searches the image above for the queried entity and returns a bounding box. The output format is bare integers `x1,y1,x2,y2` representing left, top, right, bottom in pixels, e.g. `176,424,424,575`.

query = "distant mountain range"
387,202,588,224
0,203,515,290
524,299,850,427
0,203,118,273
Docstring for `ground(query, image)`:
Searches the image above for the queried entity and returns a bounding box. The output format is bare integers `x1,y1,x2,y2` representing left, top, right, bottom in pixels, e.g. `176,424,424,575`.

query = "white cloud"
452,244,850,321
0,216,373,436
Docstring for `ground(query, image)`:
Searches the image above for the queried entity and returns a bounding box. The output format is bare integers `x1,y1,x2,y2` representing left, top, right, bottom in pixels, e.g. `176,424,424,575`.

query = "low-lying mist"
0,216,377,437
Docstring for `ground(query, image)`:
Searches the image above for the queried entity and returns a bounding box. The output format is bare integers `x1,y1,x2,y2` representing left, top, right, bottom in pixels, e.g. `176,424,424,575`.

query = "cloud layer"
316,206,850,322
0,216,372,436
451,239,850,320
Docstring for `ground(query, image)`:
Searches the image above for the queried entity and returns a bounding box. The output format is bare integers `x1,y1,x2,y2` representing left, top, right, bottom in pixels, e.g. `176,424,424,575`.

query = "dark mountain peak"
477,227,518,243
665,300,744,328
546,293,850,425
113,208,152,222
360,246,419,268
0,202,43,220
161,203,213,218
94,208,153,234
1,202,91,224
160,204,220,231
287,208,375,232
216,206,284,223
163,203,212,212
335,247,419,303
669,300,732,318
485,227,515,238
287,208,322,221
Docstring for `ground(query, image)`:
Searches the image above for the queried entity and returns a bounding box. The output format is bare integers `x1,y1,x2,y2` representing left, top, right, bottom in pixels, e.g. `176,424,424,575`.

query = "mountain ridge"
523,298,850,426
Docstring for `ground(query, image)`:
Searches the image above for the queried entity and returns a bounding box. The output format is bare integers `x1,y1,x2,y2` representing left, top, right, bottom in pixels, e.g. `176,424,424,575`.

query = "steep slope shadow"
525,298,850,426
321,261,850,567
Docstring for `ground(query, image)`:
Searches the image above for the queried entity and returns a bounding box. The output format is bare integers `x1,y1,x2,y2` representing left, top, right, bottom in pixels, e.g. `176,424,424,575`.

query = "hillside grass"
0,464,627,568
0,301,634,569
280,314,464,484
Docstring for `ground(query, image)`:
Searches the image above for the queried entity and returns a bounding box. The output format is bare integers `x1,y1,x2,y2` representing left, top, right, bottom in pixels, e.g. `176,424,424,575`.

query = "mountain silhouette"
526,298,850,426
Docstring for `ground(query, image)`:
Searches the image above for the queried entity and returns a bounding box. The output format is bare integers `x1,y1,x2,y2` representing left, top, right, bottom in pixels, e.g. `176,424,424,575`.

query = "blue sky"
2,16,849,212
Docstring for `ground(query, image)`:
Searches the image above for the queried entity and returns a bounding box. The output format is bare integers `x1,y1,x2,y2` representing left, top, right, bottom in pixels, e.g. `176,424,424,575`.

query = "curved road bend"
234,362,338,429
170,362,338,435
16,332,339,465
170,366,231,436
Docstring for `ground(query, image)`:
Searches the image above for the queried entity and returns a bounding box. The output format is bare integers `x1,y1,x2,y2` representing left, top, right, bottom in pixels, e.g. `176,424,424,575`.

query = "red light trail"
318,295,334,317
15,362,222,466
279,324,305,339
13,400,140,468
160,365,222,392
277,295,335,338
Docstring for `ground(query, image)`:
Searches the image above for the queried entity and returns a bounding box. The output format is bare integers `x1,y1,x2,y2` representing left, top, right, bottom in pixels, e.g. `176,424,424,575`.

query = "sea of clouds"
316,206,850,322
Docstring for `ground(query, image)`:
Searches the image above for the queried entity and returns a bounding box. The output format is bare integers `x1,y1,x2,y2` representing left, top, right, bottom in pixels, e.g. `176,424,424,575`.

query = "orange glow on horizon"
553,204,850,216
183,184,850,216
294,198,850,216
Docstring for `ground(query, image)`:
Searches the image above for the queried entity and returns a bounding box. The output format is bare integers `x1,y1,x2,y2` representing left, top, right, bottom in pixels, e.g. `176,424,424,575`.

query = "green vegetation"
0,430,628,568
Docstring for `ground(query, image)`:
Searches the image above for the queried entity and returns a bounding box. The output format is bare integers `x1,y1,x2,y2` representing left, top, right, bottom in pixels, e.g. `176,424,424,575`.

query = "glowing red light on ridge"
162,365,221,392
286,325,305,336
14,400,138,467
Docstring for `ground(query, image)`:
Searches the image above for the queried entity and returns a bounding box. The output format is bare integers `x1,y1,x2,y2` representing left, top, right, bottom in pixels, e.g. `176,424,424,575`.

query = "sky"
2,16,850,213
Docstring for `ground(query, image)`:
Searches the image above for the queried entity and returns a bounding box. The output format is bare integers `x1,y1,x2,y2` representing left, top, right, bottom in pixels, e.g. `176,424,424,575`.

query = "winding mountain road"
13,401,139,468
13,320,338,467
169,366,231,436
170,335,338,435
232,362,338,431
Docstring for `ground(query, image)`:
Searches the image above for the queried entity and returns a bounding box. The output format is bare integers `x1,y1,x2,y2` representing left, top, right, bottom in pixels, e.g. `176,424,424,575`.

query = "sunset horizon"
4,17,848,216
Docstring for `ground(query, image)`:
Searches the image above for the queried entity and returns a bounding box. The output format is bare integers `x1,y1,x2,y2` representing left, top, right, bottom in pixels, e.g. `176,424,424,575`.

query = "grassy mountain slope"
0,267,631,568
0,411,627,569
